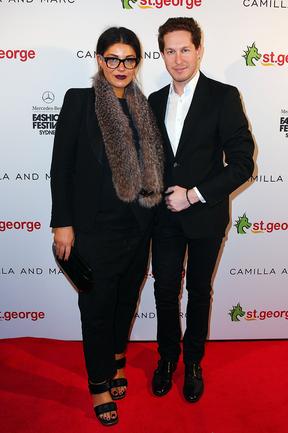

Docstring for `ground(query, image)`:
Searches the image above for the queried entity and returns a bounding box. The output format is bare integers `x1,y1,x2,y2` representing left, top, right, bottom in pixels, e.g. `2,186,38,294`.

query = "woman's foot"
89,380,118,426
110,354,128,400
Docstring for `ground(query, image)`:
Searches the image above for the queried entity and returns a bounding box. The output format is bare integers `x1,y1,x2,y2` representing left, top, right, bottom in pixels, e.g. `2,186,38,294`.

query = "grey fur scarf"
93,72,164,208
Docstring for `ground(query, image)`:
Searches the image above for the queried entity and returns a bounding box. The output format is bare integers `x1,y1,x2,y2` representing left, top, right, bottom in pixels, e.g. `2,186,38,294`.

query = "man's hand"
53,226,75,261
165,186,199,212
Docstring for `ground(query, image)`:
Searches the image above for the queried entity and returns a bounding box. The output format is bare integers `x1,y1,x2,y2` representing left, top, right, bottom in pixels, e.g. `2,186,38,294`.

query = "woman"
50,27,163,426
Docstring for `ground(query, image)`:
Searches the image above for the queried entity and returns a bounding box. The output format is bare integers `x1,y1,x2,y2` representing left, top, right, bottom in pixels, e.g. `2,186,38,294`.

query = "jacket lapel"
156,86,175,162
176,72,210,158
86,89,105,165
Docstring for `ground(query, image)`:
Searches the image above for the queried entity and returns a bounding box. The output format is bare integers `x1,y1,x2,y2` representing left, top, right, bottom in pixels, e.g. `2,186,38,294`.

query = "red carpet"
0,338,287,433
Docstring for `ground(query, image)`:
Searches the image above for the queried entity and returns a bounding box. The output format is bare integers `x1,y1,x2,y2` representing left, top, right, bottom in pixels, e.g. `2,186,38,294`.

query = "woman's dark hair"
158,17,202,53
96,27,142,60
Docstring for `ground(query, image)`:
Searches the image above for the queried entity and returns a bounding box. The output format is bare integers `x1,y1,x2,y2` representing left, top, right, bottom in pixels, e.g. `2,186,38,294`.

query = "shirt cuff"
193,187,206,203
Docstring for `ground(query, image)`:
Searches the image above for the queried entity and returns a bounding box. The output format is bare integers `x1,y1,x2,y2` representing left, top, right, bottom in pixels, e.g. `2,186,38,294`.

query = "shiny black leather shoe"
183,363,204,403
152,359,177,396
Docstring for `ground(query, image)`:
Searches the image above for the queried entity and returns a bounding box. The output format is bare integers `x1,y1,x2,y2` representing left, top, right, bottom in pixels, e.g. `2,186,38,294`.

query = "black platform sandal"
88,380,118,426
110,357,128,400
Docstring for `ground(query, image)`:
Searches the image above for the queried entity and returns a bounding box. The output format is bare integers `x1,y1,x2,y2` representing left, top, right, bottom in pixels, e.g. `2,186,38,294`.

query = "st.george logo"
229,303,245,322
121,0,137,9
234,213,252,234
243,42,262,66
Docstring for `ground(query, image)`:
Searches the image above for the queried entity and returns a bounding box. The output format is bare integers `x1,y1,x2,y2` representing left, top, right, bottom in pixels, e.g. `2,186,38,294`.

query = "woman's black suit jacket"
148,72,255,238
50,88,152,231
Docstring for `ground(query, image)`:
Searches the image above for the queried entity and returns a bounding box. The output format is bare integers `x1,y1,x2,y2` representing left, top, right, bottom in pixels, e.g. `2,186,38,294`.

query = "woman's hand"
53,226,75,260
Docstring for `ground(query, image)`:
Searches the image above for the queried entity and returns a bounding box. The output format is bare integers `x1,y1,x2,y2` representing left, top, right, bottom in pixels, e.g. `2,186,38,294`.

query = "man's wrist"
186,189,193,206
186,188,200,205
193,187,206,203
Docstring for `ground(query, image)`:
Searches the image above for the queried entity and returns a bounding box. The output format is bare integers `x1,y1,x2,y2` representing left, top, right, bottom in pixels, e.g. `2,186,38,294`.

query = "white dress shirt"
165,71,206,203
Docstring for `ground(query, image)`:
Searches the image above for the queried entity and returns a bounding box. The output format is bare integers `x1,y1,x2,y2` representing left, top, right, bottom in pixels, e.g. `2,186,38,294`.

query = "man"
149,17,254,403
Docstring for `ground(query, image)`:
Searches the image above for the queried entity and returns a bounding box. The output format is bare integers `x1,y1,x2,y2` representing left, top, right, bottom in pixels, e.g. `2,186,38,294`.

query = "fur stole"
93,72,164,208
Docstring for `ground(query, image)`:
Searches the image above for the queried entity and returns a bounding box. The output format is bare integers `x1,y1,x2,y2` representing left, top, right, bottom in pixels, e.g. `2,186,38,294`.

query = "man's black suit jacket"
50,88,152,231
148,72,255,238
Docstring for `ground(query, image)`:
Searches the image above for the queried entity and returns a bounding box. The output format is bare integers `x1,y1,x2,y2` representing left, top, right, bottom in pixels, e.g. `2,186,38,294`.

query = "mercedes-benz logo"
42,91,55,104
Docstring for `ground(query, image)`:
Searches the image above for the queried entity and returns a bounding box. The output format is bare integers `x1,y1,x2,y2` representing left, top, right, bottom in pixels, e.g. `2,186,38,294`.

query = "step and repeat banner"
1,0,287,340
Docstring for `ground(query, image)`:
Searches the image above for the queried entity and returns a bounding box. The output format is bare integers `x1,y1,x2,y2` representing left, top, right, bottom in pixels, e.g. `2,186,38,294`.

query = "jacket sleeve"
196,86,255,206
50,89,84,228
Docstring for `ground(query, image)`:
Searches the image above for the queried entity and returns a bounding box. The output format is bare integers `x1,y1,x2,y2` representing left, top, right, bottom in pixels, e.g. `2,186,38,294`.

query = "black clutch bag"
52,244,94,292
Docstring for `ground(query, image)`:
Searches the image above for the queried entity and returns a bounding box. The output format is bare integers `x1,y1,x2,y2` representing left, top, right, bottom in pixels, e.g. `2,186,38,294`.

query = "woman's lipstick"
115,75,127,80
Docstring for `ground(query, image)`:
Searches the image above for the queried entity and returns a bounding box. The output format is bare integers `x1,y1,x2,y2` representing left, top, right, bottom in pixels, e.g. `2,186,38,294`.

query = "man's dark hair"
158,17,202,53
96,26,141,60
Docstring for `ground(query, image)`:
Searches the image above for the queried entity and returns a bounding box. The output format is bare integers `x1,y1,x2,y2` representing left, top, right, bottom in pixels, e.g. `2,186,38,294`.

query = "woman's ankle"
115,352,125,361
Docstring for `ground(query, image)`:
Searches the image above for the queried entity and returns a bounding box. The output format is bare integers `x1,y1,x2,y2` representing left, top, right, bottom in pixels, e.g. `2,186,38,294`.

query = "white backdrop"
1,0,287,340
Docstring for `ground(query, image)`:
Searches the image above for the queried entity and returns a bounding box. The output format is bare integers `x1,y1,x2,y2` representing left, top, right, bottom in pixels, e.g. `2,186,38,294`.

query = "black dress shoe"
152,359,177,396
183,363,204,403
